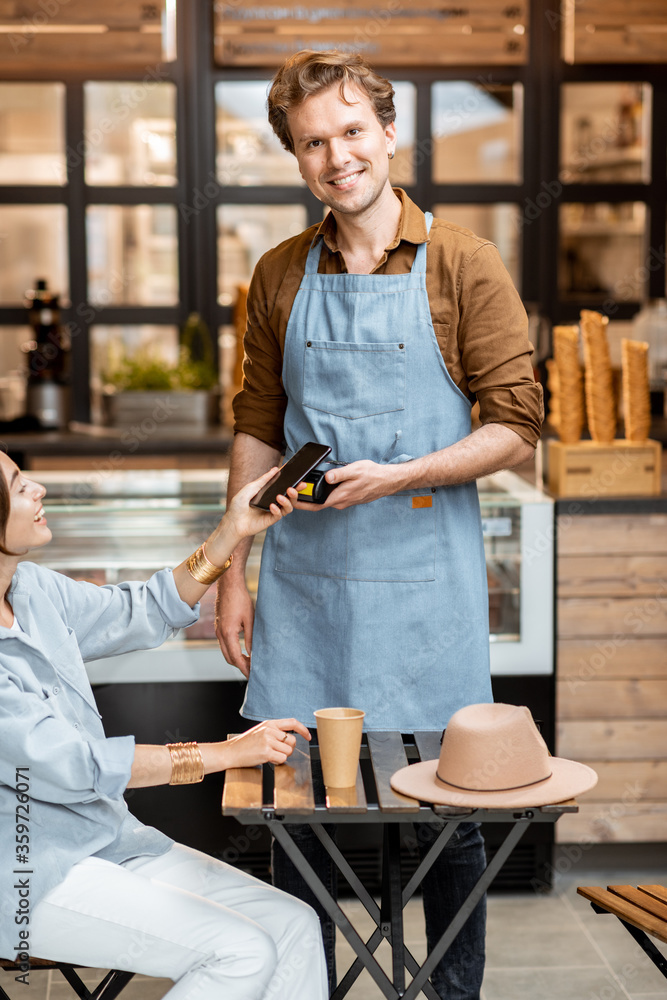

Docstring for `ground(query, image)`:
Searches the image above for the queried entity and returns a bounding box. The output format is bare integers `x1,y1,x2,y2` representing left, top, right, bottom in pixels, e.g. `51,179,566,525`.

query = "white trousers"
30,843,328,1000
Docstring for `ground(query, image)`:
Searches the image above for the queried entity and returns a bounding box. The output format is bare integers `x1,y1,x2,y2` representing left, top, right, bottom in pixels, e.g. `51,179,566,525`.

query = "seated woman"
0,452,327,1000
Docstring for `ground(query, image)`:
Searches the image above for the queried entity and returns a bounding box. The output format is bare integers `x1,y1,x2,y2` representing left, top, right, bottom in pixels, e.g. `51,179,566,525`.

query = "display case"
30,467,553,682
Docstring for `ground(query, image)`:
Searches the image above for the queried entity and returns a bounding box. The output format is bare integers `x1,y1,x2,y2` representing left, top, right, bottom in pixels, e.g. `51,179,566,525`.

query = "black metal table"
222,731,576,1000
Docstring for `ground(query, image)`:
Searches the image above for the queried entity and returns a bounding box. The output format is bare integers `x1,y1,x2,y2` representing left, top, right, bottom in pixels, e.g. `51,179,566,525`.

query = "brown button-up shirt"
233,189,543,451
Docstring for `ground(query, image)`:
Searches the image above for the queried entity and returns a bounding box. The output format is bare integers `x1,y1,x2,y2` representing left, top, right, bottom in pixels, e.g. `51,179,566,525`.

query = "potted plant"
102,314,220,429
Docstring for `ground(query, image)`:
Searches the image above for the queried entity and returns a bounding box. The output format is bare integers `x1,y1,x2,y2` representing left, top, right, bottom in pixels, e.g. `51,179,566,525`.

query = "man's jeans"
272,819,486,999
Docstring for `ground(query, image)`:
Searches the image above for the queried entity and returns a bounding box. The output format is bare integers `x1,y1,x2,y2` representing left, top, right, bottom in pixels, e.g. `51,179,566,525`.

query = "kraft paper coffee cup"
314,707,365,788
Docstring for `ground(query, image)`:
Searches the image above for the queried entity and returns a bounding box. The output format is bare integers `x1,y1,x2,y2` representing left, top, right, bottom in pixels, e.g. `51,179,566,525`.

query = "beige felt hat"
390,703,598,808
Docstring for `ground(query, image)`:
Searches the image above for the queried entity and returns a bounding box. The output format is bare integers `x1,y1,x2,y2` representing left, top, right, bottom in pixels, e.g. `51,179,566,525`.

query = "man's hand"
291,425,535,512
215,579,255,678
293,460,401,511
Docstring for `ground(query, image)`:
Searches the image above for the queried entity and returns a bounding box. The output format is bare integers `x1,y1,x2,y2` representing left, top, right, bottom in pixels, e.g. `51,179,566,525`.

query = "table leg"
269,822,401,1000
400,817,532,1000
310,825,439,1000
381,824,405,994
311,823,378,921
401,822,460,907
272,817,531,1000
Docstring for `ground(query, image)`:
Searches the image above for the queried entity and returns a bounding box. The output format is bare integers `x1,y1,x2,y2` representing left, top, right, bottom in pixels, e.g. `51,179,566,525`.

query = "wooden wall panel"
558,596,667,638
556,511,667,845
578,760,667,802
558,555,667,598
556,803,667,843
558,720,667,761
557,680,667,720
557,514,667,556
557,639,667,679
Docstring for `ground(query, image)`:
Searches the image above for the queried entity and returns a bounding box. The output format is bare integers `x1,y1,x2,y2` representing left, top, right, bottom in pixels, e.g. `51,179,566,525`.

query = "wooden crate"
562,0,667,64
214,0,529,67
547,439,661,498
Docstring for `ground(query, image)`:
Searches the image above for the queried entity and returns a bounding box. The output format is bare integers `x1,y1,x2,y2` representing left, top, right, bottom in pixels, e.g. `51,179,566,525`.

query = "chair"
577,884,667,980
0,957,134,1000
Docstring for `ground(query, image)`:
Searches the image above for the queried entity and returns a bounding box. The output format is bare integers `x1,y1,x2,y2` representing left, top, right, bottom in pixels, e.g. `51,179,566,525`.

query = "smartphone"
250,442,332,510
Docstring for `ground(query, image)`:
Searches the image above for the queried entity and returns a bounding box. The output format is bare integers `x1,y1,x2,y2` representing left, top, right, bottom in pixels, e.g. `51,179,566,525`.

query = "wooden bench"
577,885,667,980
0,957,134,1000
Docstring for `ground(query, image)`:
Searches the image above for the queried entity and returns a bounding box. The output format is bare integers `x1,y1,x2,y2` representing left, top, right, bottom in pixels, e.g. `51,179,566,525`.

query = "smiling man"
216,50,543,999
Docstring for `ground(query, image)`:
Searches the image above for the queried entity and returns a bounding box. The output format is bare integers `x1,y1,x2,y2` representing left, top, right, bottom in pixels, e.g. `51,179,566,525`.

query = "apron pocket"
274,507,348,579
346,492,436,582
302,340,405,419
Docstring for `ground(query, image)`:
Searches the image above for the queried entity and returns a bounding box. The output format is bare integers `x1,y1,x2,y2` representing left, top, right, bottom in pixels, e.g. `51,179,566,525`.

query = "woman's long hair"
0,460,19,556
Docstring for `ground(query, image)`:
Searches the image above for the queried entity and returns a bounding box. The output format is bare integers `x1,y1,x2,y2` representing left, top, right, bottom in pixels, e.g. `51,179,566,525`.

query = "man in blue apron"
217,50,543,999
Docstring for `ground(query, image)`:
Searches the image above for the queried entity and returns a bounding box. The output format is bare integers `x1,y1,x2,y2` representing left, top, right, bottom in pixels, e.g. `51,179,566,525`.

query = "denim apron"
242,214,492,731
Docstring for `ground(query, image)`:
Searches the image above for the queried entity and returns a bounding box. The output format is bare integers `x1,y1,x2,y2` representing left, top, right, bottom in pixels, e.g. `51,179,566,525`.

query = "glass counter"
29,467,553,681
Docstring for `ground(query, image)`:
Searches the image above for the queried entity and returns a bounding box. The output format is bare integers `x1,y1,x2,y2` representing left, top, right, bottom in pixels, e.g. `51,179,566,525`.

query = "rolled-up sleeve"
232,258,288,452
52,567,199,661
457,243,543,447
0,672,135,805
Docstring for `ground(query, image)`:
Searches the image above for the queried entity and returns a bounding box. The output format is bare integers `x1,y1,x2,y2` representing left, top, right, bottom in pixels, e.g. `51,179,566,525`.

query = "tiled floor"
3,844,666,1000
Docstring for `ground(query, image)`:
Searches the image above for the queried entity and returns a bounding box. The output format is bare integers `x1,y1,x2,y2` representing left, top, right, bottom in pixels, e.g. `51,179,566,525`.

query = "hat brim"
390,756,598,808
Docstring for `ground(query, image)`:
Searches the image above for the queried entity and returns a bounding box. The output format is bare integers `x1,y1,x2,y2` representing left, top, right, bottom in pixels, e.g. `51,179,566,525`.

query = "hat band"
434,768,553,793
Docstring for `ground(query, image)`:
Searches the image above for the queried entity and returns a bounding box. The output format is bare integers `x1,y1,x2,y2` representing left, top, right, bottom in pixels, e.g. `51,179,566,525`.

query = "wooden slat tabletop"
413,730,442,764
367,731,420,812
221,765,263,814
274,733,316,815
222,731,579,820
577,885,667,944
540,798,579,813
325,766,367,814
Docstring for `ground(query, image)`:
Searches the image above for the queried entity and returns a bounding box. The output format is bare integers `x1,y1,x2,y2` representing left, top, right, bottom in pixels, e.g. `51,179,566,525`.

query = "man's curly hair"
267,49,396,155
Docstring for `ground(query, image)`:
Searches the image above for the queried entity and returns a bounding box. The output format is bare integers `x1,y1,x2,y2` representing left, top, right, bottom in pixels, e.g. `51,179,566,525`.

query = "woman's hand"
174,469,297,609
228,467,299,535
223,718,311,768
203,467,296,570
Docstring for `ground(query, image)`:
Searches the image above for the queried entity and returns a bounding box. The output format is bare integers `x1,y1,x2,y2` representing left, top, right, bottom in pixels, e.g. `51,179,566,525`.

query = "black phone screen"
249,442,332,510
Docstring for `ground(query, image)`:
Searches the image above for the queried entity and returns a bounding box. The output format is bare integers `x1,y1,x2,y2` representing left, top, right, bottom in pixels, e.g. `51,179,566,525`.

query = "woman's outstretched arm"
171,467,296,608
127,718,310,787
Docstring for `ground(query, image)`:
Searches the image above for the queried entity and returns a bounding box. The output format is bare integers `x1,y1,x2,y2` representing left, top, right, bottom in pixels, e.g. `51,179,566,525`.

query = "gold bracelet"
186,544,233,586
167,742,205,784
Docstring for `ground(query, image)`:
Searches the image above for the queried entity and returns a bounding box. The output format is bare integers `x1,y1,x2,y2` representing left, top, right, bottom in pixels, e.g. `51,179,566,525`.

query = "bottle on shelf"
23,278,70,429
